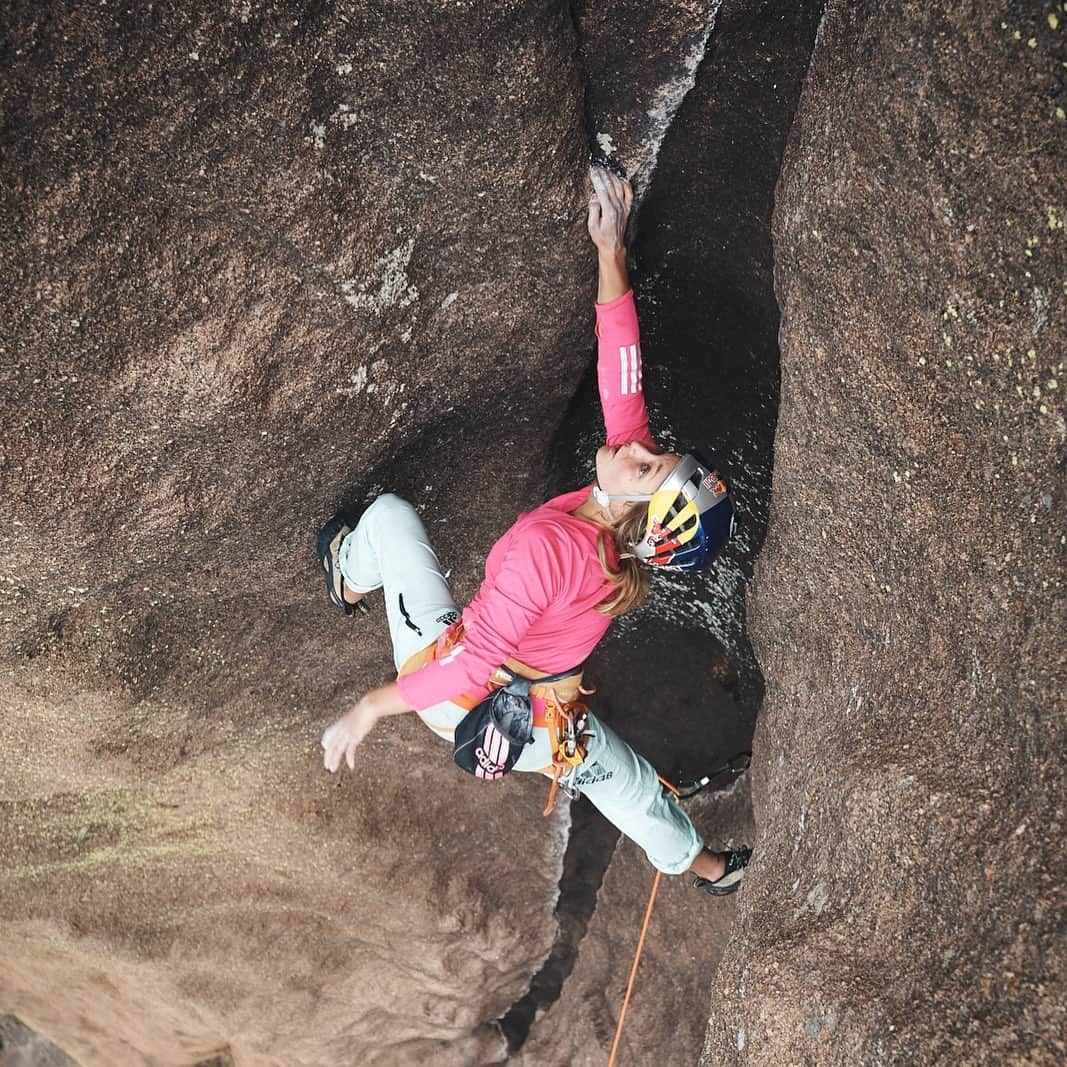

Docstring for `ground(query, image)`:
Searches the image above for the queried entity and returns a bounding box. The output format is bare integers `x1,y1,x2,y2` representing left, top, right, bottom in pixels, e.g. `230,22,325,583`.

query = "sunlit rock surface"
709,2,1065,1063
1,2,589,1063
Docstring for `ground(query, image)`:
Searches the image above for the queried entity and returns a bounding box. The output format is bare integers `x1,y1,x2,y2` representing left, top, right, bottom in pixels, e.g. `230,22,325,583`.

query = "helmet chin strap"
592,483,653,519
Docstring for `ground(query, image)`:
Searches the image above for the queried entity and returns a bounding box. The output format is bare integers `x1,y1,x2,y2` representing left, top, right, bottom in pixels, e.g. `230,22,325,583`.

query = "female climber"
317,165,751,895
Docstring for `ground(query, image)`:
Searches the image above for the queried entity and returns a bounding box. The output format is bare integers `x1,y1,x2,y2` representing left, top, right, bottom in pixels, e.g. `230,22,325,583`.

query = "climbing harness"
608,755,751,1066
541,684,596,816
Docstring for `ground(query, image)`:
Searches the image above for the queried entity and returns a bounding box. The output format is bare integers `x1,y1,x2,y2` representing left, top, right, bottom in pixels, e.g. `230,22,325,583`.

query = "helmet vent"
635,451,734,572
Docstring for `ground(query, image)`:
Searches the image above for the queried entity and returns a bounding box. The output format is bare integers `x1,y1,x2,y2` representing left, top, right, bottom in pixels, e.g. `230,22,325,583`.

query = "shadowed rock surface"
516,779,755,1067
708,1,1065,1063
1,1,759,1064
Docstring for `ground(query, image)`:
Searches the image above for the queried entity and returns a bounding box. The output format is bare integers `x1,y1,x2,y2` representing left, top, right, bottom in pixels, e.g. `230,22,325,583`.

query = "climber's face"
594,441,681,499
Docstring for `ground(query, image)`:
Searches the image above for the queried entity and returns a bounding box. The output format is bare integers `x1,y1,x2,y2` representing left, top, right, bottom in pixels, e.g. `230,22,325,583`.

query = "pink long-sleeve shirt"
397,289,653,711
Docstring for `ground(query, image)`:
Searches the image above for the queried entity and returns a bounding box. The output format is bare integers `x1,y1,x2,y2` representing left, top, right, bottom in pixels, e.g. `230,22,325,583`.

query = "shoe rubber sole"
316,514,358,616
694,847,752,897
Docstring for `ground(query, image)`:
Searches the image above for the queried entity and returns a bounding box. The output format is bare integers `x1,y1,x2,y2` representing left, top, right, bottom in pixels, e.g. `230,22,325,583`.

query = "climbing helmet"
631,452,734,571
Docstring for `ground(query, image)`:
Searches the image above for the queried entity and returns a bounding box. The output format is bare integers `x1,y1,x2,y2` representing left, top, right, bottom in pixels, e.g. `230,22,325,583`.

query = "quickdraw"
671,751,752,798
541,684,596,816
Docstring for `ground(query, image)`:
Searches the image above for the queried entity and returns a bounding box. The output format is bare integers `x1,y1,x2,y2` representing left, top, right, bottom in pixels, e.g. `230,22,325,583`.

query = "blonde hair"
594,502,650,617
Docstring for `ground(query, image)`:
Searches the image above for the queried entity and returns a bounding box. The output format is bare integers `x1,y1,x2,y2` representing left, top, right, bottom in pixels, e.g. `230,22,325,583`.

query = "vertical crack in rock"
493,2,827,1060
571,0,722,200
628,8,719,200
626,0,828,705
562,2,598,162
495,799,622,1052
489,8,730,1054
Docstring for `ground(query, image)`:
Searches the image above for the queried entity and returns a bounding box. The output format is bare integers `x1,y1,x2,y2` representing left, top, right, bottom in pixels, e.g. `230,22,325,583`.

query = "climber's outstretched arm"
588,166,633,303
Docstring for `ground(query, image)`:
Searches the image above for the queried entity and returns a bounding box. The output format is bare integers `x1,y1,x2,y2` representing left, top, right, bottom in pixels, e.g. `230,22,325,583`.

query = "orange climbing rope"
607,776,683,1066
608,867,661,1067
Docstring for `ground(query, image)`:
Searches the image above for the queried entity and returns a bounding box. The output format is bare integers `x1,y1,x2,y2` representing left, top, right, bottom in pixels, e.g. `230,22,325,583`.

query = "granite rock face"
0,2,759,1064
6,0,1058,1063
0,2,587,1064
709,2,1065,1063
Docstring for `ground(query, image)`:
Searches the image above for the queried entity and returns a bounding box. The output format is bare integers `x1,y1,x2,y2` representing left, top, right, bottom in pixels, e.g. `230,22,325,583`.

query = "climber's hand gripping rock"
587,165,633,254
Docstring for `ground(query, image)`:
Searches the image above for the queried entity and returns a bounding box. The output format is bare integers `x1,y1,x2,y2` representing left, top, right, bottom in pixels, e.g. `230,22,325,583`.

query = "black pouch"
453,666,580,780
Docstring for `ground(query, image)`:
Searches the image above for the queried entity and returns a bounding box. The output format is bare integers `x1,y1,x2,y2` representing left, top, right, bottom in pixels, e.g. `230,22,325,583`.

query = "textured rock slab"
709,1,1065,1063
1,666,566,1065
1,2,590,1063
0,1016,81,1067
0,0,590,699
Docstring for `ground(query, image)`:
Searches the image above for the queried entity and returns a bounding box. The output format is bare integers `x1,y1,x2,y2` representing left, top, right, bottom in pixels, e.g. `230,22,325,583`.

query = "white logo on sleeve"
618,344,642,396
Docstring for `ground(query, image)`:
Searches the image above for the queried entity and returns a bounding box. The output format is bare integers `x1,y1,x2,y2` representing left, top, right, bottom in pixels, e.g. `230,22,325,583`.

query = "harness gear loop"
541,687,593,816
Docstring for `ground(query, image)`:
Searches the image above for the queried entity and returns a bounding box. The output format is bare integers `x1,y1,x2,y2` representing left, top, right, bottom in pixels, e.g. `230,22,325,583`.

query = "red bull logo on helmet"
648,520,671,547
648,520,683,555
702,472,727,495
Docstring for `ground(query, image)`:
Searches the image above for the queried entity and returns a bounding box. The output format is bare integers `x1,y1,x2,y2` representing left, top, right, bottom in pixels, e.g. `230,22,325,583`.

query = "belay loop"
541,686,594,816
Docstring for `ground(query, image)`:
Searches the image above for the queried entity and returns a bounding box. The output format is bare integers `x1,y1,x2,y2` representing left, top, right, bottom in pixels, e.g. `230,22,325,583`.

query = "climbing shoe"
693,847,752,897
316,513,367,617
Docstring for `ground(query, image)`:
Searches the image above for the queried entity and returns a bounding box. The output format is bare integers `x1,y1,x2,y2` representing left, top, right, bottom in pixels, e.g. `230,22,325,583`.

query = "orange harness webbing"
541,684,596,816
397,623,584,724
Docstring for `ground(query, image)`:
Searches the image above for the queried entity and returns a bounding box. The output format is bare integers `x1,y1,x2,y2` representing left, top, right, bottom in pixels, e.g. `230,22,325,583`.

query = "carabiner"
674,752,752,799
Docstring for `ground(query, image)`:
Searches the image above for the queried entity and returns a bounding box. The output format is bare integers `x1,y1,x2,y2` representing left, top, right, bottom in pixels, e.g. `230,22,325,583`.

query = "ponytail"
594,503,650,617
